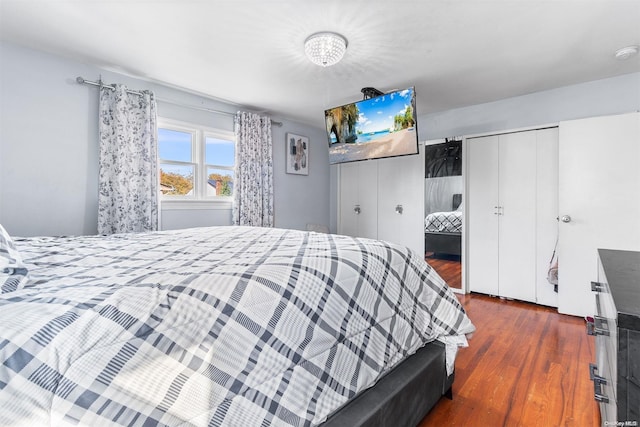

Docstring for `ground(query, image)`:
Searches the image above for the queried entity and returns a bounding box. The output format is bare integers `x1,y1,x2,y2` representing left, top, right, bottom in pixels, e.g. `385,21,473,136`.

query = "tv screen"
325,87,418,165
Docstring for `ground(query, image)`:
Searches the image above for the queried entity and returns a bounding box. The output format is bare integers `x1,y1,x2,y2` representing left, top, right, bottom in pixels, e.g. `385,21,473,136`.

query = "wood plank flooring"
418,293,600,426
425,254,462,289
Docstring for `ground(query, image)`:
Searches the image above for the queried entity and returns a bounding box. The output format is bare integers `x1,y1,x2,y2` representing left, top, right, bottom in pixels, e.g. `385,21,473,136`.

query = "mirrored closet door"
424,139,463,290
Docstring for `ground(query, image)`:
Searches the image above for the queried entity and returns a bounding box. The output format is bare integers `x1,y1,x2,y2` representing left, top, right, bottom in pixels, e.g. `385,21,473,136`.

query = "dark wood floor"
418,293,600,426
425,253,462,289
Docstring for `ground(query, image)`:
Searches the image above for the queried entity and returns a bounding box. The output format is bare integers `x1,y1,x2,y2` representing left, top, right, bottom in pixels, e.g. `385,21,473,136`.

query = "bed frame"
323,340,452,427
424,232,461,257
424,194,462,258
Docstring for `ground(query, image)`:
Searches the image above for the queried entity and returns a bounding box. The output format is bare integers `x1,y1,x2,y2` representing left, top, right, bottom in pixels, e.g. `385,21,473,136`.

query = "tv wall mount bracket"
361,87,384,100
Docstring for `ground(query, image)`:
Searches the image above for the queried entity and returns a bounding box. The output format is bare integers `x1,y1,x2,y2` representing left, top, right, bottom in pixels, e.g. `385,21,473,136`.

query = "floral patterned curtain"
98,85,158,235
233,111,274,227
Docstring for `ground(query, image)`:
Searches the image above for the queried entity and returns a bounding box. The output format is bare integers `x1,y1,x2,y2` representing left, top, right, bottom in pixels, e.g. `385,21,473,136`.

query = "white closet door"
357,161,379,239
535,127,559,307
338,161,378,239
377,149,424,255
558,112,640,317
338,162,359,237
467,135,500,295
498,131,537,302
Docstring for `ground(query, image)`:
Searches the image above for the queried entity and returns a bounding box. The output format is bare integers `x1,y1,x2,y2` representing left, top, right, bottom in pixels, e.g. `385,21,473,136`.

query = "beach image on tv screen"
325,87,417,164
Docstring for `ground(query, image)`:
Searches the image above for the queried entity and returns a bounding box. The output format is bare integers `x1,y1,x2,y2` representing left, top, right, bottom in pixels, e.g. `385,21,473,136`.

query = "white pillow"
0,224,29,293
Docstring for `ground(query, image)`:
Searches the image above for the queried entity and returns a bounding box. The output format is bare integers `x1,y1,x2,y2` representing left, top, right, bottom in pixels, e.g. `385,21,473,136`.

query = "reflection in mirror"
424,139,463,289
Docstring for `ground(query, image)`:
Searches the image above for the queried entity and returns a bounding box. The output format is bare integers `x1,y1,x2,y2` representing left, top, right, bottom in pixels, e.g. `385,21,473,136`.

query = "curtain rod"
76,77,283,127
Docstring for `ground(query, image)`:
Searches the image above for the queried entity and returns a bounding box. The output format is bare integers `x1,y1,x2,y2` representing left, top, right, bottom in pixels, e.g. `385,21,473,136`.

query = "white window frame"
158,118,235,210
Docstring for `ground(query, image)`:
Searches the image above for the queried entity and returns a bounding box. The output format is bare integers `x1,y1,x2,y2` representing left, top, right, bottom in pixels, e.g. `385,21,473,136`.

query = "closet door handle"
354,205,361,215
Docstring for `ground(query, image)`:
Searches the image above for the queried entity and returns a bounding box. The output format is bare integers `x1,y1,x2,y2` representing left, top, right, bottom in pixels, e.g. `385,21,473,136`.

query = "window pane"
206,167,233,197
205,137,235,166
160,164,194,195
159,128,192,162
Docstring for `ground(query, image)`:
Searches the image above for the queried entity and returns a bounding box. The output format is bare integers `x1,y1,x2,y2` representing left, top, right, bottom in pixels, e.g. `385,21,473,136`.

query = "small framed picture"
286,133,309,175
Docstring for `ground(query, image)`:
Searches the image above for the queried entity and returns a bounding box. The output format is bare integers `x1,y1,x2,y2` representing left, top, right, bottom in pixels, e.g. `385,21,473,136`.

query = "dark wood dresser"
589,249,640,426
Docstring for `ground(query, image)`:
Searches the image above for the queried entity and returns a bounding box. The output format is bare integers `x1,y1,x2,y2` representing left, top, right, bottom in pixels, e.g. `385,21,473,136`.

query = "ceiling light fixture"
614,45,639,60
304,32,348,67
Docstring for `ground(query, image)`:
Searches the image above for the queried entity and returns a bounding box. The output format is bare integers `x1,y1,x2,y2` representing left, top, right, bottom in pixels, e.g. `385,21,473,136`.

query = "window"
204,136,235,197
158,120,235,202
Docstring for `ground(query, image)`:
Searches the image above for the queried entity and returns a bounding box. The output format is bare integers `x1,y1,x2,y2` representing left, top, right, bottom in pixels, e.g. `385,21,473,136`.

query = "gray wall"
0,42,330,236
419,72,640,140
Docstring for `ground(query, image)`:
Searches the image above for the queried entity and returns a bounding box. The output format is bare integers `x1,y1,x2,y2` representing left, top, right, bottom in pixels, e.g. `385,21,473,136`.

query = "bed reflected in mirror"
424,139,463,289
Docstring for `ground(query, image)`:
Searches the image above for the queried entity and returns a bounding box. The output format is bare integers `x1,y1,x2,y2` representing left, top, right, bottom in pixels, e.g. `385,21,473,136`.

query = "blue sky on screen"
158,129,235,170
356,88,413,134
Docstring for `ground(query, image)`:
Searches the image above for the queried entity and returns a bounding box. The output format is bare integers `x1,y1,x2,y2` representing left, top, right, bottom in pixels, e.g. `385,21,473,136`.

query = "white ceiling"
1,0,639,129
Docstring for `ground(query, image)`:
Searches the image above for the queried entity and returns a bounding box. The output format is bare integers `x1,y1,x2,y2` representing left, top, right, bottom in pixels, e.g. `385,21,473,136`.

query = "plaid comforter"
0,226,474,426
425,211,463,233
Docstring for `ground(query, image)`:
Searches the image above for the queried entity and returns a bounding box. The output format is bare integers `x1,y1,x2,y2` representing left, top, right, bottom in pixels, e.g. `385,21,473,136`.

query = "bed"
0,225,474,426
424,194,462,258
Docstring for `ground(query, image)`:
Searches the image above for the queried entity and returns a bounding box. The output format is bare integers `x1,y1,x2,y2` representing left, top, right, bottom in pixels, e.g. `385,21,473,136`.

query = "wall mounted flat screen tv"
325,87,418,165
